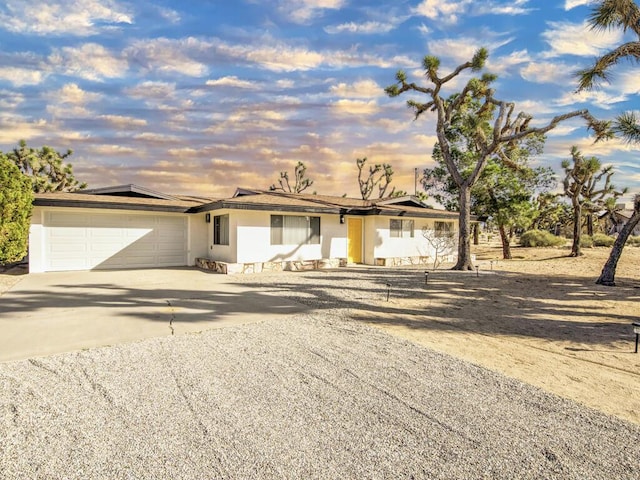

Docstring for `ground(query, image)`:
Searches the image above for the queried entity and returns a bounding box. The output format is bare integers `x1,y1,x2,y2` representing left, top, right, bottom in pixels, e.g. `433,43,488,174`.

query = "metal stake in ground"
424,271,429,285
386,283,391,302
475,265,479,278
633,322,640,353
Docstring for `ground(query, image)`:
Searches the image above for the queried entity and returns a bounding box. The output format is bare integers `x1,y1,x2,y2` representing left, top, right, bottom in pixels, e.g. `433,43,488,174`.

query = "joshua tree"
7,140,86,193
562,147,625,256
597,194,640,285
386,48,611,269
270,161,313,193
356,157,404,199
577,1,640,285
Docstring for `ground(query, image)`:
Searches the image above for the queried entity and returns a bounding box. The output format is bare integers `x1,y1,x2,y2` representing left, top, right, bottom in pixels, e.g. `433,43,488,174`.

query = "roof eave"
34,198,192,213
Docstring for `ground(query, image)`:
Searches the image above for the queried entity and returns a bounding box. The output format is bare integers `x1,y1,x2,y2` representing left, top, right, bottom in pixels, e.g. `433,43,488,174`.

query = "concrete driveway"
0,268,307,362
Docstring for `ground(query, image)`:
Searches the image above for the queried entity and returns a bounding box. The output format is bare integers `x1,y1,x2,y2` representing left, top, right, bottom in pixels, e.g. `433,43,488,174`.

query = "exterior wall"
188,212,209,266
29,206,195,272
28,207,46,273
205,210,458,268
370,216,457,264
237,211,345,264
363,216,377,265
207,210,347,264
208,209,237,263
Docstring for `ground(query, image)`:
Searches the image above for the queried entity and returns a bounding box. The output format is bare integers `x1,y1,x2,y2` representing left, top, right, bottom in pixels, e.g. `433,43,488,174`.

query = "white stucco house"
28,185,460,273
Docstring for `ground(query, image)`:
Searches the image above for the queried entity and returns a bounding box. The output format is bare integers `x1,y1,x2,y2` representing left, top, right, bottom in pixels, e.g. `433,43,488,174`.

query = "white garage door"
44,211,188,271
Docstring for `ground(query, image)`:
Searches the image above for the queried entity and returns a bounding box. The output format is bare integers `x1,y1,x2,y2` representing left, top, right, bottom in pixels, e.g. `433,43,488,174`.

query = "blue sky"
0,0,638,202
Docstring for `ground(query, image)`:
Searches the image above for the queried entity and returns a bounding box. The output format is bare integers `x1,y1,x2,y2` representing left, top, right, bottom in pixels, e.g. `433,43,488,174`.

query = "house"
602,206,640,237
28,184,460,273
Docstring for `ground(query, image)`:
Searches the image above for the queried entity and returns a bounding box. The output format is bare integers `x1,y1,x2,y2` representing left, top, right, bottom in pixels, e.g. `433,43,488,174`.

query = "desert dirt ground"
357,240,640,426
1,242,639,426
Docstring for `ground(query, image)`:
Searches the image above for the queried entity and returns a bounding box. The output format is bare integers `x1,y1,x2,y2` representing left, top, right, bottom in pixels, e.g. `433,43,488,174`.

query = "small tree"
422,225,456,269
530,193,570,235
269,161,313,193
562,146,625,256
7,140,86,193
386,48,611,270
0,154,33,265
356,157,405,199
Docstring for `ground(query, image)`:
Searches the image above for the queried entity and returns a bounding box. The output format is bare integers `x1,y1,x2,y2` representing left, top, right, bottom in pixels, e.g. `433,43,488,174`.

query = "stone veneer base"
196,257,347,274
196,255,460,274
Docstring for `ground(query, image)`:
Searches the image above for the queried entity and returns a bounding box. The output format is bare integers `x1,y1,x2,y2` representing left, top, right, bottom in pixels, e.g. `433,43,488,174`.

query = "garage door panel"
44,211,188,271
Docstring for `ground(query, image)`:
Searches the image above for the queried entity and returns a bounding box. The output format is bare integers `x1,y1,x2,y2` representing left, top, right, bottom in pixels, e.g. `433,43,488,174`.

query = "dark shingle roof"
34,185,459,219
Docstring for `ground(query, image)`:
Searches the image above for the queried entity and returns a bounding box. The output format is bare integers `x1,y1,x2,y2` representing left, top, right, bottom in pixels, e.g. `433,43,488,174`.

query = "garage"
42,210,189,272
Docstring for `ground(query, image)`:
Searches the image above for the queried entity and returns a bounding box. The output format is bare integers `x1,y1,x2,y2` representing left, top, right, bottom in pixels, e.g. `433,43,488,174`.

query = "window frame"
270,214,321,245
390,219,414,238
434,221,454,238
213,214,229,246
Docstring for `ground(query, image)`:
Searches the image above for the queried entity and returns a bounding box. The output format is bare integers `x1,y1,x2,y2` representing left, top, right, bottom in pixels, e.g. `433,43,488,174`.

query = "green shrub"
580,235,594,248
592,233,615,247
0,155,33,264
519,230,565,247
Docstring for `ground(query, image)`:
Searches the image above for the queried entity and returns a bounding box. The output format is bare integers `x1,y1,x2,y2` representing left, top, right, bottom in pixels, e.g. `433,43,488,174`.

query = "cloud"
564,0,597,10
50,83,102,104
89,144,137,156
214,40,325,72
541,21,623,58
0,0,133,36
473,0,534,16
0,115,48,143
520,61,574,84
278,0,346,24
412,0,472,24
0,67,46,86
133,132,181,144
555,89,628,110
49,43,128,81
412,0,532,24
157,6,180,23
329,79,382,99
99,114,148,128
324,20,397,35
427,35,514,67
206,76,259,89
46,104,92,118
613,70,640,95
125,81,176,100
487,49,532,76
0,90,25,110
124,38,209,77
331,99,380,116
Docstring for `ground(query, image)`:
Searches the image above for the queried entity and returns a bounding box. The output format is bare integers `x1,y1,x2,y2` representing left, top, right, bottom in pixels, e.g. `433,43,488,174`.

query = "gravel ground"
1,308,639,479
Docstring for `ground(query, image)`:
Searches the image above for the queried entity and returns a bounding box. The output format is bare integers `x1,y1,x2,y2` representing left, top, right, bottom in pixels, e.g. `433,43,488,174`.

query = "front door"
347,218,363,263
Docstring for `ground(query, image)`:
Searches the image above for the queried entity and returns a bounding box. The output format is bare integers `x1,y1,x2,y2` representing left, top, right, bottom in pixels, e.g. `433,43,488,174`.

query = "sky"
0,0,639,202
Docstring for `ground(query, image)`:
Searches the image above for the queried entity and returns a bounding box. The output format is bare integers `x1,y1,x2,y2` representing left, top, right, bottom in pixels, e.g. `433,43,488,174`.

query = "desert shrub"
580,235,594,248
519,230,565,247
627,236,640,246
592,233,615,247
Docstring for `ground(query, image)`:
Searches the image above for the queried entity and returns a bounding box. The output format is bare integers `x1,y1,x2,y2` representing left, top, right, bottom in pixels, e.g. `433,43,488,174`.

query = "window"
390,219,414,238
214,215,229,245
434,221,454,237
271,215,320,245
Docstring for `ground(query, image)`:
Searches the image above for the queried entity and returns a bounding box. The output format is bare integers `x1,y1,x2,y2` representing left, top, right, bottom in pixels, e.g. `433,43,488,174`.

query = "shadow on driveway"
0,268,307,362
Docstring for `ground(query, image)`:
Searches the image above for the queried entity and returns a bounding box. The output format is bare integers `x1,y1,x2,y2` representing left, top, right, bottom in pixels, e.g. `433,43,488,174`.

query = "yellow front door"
347,218,363,263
